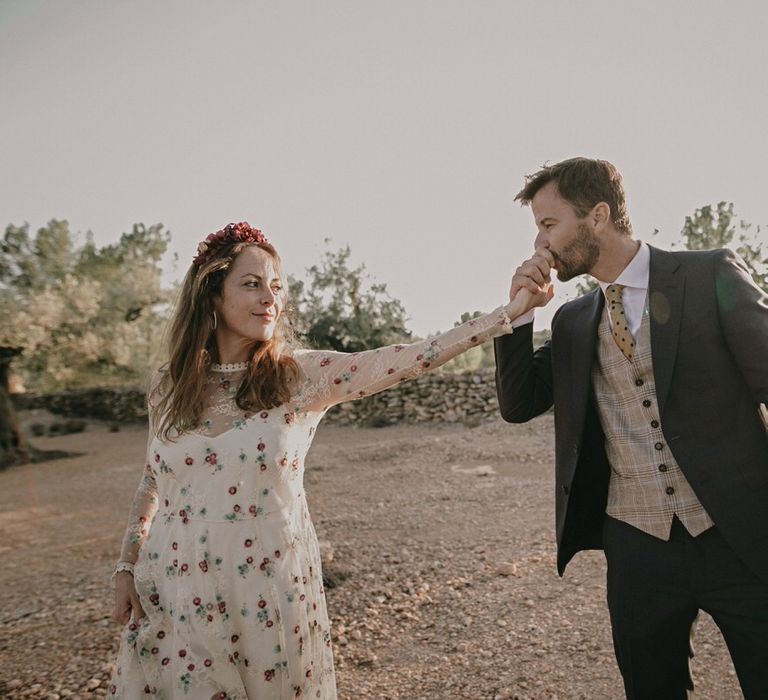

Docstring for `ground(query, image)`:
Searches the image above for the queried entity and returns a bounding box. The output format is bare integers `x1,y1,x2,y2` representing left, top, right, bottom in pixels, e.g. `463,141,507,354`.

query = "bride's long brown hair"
153,237,300,440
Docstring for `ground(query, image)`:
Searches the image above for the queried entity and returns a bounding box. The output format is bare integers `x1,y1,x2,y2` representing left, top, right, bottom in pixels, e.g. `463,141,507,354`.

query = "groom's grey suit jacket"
494,246,768,581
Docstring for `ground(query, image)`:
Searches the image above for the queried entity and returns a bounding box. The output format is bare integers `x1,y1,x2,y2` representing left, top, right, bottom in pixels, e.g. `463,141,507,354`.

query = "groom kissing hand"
495,157,768,700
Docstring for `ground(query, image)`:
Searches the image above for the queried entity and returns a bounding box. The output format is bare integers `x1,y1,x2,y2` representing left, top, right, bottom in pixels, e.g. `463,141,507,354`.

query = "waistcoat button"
665,486,675,495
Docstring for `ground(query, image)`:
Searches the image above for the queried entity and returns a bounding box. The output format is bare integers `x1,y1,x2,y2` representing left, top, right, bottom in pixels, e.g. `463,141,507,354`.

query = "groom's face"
530,182,599,281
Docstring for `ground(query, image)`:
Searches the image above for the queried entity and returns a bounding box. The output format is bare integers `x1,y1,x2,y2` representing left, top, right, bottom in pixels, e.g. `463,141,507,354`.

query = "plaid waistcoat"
591,300,714,540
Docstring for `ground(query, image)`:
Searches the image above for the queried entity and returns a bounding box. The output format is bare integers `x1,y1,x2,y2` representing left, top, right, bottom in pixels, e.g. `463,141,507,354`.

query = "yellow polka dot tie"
606,283,635,361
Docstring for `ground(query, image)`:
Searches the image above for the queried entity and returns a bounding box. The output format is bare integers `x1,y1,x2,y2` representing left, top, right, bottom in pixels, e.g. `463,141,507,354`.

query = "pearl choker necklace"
210,362,249,373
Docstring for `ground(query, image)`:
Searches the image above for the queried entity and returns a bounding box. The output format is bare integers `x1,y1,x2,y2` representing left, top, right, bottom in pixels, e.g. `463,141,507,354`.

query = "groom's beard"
551,222,600,282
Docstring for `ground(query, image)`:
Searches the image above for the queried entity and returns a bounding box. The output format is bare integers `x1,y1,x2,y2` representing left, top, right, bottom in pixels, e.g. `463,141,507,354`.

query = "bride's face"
213,246,284,343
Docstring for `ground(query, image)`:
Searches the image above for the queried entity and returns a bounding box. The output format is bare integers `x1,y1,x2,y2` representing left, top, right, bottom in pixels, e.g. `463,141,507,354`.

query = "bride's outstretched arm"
295,287,549,411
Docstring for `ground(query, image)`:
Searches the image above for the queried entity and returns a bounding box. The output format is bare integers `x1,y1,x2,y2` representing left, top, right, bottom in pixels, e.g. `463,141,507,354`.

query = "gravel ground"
0,414,742,699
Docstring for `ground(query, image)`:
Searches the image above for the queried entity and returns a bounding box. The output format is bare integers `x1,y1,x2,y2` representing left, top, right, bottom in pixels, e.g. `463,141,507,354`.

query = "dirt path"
0,416,741,699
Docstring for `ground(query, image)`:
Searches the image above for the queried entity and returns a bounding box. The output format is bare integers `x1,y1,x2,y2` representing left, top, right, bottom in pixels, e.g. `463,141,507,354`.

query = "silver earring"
212,311,218,330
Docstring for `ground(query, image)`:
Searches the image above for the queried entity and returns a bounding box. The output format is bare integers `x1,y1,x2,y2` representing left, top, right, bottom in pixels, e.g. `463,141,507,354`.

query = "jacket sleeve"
714,248,768,404
494,319,555,423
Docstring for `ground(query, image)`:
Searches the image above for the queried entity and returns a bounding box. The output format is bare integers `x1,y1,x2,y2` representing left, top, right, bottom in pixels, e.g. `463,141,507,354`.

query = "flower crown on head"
192,222,269,267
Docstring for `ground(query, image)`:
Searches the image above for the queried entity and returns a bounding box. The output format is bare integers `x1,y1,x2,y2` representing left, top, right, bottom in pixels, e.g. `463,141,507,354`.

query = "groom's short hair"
516,157,633,236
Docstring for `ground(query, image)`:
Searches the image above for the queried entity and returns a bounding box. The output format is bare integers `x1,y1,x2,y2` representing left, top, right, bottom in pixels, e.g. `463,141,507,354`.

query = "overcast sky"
2,1,766,336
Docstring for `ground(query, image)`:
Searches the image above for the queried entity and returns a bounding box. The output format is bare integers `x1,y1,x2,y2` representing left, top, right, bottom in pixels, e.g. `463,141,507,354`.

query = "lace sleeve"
294,304,516,412
116,370,164,564
117,445,158,564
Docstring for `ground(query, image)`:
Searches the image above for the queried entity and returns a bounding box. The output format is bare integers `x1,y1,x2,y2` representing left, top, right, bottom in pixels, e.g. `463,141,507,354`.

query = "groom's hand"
509,248,555,308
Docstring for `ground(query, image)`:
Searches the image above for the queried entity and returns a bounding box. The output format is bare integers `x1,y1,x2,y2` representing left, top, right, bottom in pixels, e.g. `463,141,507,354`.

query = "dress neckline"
210,361,249,373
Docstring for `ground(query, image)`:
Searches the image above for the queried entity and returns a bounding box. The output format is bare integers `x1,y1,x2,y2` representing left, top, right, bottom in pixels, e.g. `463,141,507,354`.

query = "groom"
494,157,768,699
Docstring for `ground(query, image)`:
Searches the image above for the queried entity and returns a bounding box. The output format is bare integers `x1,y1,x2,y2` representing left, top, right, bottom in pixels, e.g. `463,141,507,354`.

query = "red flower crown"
192,222,269,267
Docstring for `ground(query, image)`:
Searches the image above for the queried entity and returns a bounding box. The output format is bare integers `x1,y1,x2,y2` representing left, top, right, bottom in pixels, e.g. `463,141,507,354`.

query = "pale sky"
2,0,767,336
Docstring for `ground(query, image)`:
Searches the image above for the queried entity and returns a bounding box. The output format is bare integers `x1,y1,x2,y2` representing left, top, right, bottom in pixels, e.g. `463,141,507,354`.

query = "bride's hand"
509,284,554,317
114,571,146,626
506,248,555,317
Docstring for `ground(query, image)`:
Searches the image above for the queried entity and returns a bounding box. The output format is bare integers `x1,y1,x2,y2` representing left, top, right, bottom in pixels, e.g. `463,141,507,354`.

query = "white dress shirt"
598,241,650,338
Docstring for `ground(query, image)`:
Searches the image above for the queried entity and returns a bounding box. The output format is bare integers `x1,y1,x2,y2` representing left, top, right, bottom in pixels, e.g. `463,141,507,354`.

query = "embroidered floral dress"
110,305,516,699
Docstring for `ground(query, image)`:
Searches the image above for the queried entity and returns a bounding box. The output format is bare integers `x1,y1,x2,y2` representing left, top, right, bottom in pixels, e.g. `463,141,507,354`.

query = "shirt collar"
598,241,650,294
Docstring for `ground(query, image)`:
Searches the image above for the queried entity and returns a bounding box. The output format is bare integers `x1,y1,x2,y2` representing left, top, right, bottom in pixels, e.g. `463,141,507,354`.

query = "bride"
109,222,549,698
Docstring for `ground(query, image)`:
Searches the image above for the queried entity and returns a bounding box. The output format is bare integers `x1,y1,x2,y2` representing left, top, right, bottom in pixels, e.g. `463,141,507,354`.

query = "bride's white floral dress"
110,305,515,699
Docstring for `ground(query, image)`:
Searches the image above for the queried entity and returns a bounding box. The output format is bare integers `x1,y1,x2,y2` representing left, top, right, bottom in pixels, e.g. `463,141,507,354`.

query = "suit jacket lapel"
648,246,684,416
568,288,604,438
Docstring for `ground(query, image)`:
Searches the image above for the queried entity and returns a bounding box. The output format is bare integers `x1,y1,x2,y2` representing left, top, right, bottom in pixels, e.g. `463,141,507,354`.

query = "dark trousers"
602,515,768,700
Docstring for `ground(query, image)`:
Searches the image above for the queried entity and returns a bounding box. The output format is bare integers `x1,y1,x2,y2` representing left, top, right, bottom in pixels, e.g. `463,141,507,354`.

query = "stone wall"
325,368,500,427
14,387,147,424
13,368,504,427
